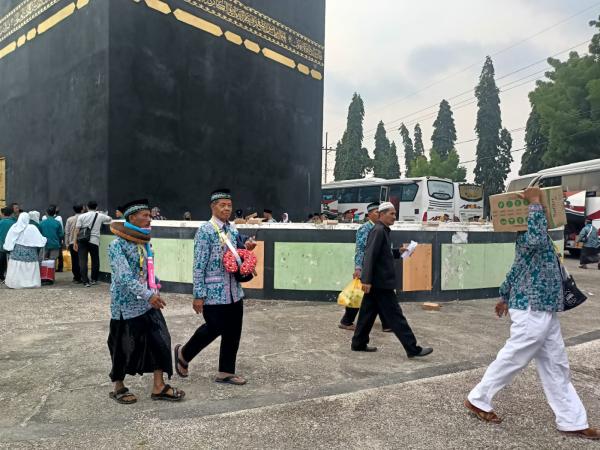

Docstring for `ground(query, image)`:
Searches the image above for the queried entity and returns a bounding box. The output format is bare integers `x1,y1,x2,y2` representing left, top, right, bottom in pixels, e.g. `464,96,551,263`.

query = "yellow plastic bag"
337,279,364,308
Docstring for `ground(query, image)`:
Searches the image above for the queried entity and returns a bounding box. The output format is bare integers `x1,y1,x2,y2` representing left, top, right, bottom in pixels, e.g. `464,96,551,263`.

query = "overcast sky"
323,0,599,184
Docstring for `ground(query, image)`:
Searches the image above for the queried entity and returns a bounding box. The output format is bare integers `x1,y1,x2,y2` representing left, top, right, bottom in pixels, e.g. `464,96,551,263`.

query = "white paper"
401,240,418,259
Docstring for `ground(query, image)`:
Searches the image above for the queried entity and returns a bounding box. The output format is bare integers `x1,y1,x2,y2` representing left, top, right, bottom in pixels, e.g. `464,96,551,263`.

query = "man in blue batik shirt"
339,202,390,332
465,187,599,440
175,188,256,386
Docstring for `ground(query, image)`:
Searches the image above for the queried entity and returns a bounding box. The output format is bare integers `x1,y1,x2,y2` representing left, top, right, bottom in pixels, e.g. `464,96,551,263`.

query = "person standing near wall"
65,205,84,283
351,202,433,358
576,219,599,269
40,206,64,270
339,202,390,332
174,188,256,385
74,201,112,287
0,207,16,282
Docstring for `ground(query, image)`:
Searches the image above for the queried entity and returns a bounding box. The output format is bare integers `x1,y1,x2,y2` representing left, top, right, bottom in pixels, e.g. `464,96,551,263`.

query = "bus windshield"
458,184,483,202
427,180,454,200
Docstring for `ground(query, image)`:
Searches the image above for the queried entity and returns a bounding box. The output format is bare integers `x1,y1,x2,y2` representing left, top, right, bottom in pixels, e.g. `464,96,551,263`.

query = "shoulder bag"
77,213,99,243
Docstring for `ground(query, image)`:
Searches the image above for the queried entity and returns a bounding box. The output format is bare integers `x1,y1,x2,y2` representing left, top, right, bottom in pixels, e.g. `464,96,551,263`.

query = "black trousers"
78,241,99,283
181,300,243,374
0,251,7,280
57,246,64,272
341,306,389,329
69,244,81,282
352,288,421,356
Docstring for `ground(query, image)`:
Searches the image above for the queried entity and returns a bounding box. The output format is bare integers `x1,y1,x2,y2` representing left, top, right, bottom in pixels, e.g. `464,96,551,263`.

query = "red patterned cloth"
223,249,257,275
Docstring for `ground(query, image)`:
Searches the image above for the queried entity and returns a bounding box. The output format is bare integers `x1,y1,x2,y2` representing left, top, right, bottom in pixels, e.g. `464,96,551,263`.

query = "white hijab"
29,211,40,224
3,212,47,251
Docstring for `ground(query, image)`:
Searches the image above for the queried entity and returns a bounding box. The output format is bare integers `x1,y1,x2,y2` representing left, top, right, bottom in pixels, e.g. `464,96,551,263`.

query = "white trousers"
468,308,588,431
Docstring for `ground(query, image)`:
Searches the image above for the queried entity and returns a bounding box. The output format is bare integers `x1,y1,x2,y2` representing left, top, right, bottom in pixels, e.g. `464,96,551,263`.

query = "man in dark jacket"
351,202,433,358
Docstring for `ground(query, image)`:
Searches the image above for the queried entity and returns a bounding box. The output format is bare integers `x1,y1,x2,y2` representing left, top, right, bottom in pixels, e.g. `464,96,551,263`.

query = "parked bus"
321,176,456,222
506,158,600,254
454,183,484,222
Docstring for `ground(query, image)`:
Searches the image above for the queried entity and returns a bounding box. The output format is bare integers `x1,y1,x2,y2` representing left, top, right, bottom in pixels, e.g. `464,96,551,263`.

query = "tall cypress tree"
399,123,414,177
413,123,425,158
333,93,371,180
373,121,400,179
519,106,548,175
474,57,510,214
431,100,457,159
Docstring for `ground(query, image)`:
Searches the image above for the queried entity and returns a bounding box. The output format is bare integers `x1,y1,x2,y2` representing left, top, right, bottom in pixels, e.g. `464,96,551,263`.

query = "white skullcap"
378,202,395,212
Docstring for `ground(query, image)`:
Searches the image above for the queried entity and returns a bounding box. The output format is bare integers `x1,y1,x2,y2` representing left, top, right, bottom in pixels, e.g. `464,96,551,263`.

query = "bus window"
581,171,600,193
401,183,418,201
539,176,561,188
380,186,388,202
339,187,358,203
358,186,380,203
321,189,338,202
427,180,453,200
458,184,483,202
507,176,536,191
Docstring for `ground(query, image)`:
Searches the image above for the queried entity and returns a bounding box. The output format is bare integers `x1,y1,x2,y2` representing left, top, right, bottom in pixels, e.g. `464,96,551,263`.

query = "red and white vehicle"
506,158,600,255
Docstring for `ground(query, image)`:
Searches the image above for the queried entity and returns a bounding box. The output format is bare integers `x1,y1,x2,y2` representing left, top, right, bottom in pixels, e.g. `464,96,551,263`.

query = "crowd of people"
1,188,598,440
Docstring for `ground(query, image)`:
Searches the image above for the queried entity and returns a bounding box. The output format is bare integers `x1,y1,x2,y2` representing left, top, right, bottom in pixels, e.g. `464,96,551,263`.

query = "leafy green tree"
527,19,600,167
333,93,372,180
474,56,510,214
519,106,548,175
410,149,466,182
399,123,414,177
431,100,457,159
373,121,400,178
413,123,425,158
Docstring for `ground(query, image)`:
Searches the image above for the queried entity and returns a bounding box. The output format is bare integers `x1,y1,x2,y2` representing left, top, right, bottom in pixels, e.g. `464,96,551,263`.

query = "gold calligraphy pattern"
0,0,63,44
182,0,324,67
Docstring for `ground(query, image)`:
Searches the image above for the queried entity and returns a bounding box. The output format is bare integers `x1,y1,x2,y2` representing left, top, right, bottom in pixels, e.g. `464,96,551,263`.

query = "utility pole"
322,132,335,183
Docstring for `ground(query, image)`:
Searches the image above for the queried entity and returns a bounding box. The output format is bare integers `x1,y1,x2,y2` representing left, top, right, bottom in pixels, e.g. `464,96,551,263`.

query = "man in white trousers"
465,187,599,440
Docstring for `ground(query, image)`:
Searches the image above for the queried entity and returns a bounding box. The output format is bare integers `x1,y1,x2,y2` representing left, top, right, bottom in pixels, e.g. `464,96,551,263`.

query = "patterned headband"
211,192,232,202
124,204,150,219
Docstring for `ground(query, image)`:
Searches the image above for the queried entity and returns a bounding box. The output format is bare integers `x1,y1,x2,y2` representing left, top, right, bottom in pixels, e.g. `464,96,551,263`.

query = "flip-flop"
215,375,247,385
174,344,189,378
109,387,137,405
464,399,502,423
151,384,185,401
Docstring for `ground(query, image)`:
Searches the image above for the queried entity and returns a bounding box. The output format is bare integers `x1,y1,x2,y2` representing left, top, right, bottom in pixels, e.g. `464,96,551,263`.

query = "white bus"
454,183,484,222
321,176,456,222
506,158,600,254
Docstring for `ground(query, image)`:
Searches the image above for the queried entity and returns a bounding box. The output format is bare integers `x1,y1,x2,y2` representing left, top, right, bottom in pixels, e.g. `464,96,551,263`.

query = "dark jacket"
360,221,398,289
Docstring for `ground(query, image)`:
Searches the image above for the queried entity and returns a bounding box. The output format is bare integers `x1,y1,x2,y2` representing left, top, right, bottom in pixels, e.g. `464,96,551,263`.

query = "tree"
519,106,548,175
431,100,457,159
413,123,425,158
333,93,372,180
399,123,414,177
410,149,466,182
526,18,600,167
373,121,400,178
474,56,511,214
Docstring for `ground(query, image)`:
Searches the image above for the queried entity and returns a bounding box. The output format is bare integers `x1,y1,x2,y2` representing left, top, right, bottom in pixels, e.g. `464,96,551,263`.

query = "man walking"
351,202,432,358
74,201,112,287
40,205,64,262
64,205,84,283
465,188,599,440
0,207,16,282
174,189,256,385
339,202,390,332
576,218,599,269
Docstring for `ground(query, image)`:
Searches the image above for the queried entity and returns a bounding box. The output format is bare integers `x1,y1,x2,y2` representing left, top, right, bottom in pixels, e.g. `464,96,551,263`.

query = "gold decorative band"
0,0,63,44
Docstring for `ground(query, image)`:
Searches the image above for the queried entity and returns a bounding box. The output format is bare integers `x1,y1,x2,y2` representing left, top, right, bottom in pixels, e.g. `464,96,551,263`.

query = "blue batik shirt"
355,220,375,270
193,218,246,305
577,223,599,249
499,204,563,312
108,238,154,320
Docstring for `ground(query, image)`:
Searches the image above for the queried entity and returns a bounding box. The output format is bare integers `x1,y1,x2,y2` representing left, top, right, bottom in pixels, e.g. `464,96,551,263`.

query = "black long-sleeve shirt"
360,222,397,289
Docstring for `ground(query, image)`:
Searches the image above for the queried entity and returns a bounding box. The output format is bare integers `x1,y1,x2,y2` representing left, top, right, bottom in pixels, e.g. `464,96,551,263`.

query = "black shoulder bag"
551,239,587,311
77,213,99,243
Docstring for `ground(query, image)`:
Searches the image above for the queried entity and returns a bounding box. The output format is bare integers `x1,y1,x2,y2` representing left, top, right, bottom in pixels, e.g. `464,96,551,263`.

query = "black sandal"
215,375,247,385
151,384,185,401
174,344,189,378
109,387,137,404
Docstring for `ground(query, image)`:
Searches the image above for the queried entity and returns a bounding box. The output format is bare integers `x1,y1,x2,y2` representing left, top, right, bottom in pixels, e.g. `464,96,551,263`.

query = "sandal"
109,387,137,405
174,344,189,378
215,375,247,385
151,384,185,401
464,399,502,423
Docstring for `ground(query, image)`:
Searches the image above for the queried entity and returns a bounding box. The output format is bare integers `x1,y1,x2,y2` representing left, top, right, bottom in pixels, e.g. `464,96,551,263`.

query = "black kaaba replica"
0,0,325,219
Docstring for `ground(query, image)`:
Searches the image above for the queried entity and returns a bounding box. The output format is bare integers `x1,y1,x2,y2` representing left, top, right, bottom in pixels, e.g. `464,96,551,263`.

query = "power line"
363,39,590,139
365,2,600,119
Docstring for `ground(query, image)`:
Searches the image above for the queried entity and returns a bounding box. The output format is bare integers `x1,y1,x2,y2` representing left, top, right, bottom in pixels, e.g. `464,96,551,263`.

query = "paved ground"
1,257,599,449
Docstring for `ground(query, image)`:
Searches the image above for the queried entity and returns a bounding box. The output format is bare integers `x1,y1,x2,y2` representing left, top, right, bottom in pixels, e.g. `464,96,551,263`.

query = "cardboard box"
490,186,566,232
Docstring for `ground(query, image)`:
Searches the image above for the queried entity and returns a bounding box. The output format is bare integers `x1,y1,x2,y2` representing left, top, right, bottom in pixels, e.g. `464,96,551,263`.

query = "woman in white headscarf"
3,212,47,289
